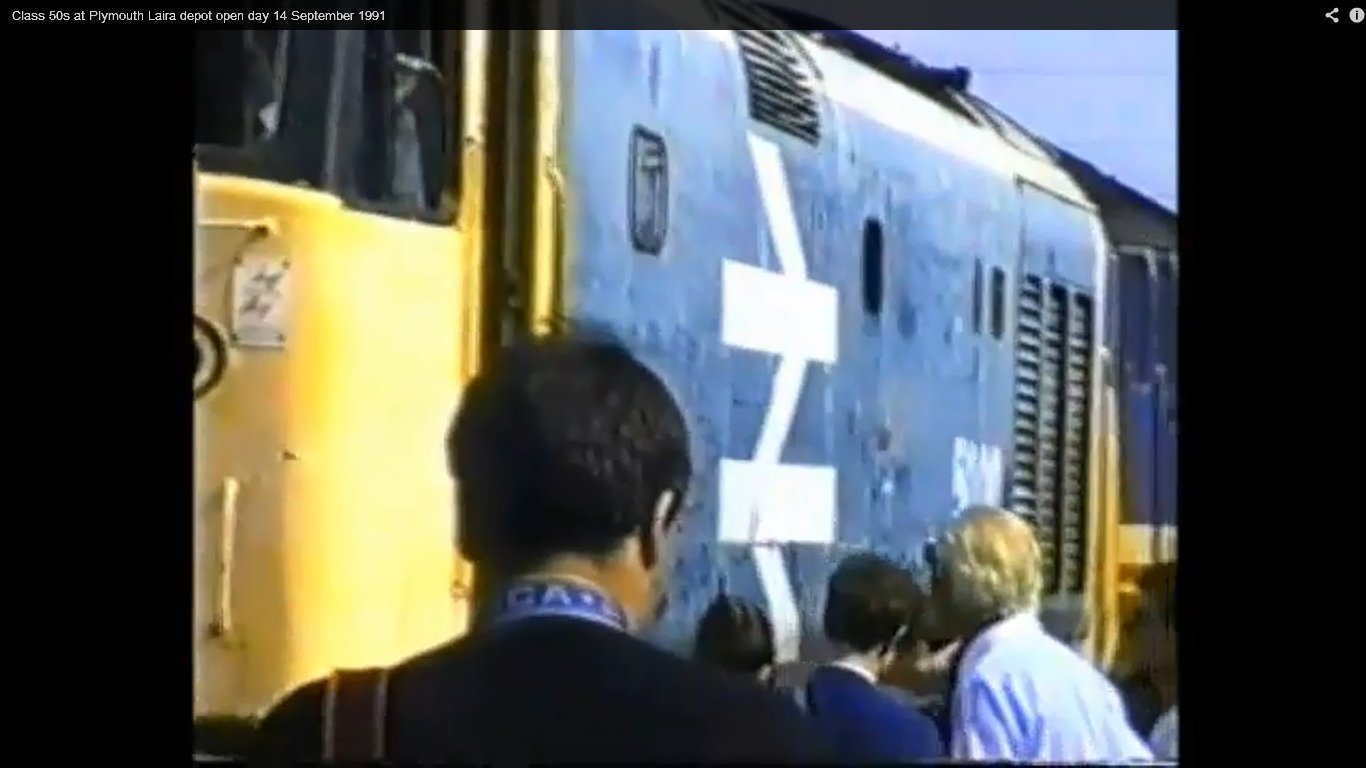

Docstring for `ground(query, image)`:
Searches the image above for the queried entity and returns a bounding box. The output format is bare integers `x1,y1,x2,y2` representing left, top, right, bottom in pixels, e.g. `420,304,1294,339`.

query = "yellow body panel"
193,176,470,718
1090,371,1177,672
1086,379,1122,667
528,29,565,335
1118,523,1177,572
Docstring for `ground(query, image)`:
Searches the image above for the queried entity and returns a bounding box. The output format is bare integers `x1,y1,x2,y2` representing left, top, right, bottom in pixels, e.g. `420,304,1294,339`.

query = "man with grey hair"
932,506,1152,762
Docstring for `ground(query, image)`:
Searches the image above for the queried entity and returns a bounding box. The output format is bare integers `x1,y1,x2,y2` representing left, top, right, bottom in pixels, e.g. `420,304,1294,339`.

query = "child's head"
694,593,777,684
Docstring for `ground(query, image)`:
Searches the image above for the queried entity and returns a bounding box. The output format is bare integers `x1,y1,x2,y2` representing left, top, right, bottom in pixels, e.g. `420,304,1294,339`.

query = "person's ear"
640,489,678,569
880,624,910,665
655,488,681,531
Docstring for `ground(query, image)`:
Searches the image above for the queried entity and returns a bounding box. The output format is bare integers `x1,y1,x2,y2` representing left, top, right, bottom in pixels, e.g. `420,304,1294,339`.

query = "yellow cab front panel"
193,27,482,720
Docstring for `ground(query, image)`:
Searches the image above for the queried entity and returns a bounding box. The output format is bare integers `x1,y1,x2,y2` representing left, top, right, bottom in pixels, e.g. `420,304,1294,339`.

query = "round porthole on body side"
194,315,229,401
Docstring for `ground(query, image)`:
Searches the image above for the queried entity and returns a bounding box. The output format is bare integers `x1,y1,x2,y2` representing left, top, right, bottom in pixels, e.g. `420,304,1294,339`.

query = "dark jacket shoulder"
253,677,329,763
255,619,838,763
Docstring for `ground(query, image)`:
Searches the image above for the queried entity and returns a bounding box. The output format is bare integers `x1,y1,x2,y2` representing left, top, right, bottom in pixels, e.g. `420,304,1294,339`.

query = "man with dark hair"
694,593,777,685
1117,561,1178,741
1139,563,1177,759
799,552,944,762
252,333,837,764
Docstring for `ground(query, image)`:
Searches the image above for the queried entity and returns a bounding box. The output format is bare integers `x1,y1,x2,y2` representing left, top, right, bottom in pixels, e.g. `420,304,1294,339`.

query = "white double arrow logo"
718,133,840,663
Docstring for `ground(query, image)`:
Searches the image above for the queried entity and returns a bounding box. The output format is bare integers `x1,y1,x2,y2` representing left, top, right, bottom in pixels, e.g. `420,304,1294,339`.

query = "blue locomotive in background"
552,1,1177,667
192,1,1177,740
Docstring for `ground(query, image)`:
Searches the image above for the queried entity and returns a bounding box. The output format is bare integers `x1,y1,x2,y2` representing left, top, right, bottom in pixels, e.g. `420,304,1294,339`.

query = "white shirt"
827,657,878,684
950,612,1154,763
1149,706,1178,759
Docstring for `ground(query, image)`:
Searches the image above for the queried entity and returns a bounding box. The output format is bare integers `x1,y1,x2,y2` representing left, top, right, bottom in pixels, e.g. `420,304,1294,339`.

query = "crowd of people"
248,332,1178,764
696,527,1178,763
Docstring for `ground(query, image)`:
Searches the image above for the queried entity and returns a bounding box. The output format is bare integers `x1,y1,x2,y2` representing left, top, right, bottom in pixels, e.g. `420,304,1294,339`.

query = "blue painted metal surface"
1154,258,1177,530
1113,250,1177,528
554,27,1106,655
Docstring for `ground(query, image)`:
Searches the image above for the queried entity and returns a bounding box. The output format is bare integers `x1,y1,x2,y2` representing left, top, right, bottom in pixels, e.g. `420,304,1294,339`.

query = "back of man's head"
1138,561,1177,688
447,332,692,574
823,552,922,654
1139,561,1177,632
694,593,776,680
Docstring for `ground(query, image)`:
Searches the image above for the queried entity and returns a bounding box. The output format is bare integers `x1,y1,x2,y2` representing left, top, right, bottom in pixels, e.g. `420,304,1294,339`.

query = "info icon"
1352,7,1365,21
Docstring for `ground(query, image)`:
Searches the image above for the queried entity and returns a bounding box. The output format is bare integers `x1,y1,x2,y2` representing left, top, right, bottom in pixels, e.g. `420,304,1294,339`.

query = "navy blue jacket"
802,665,944,762
253,617,839,763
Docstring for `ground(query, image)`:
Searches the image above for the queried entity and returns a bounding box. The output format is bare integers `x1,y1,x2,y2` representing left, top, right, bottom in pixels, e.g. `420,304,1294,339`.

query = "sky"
858,31,1177,212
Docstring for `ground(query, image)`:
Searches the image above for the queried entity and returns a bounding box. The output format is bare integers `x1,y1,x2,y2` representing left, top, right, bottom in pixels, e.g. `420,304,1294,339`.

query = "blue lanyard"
491,578,630,633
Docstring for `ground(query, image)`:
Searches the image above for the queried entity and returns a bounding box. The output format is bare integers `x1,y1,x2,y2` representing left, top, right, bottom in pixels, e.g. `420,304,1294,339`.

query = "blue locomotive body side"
554,25,1107,657
1113,249,1177,551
